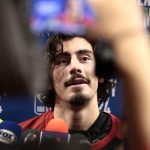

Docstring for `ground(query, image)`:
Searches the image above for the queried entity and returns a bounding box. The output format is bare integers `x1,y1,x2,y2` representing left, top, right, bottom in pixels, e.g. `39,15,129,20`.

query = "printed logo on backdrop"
34,92,48,115
138,0,150,31
99,79,117,113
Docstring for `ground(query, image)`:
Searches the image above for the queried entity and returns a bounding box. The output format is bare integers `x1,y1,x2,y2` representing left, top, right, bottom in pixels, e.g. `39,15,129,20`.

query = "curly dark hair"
40,32,115,109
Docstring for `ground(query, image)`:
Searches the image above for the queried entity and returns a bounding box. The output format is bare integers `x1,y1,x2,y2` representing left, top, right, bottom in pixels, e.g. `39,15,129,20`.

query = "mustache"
64,73,90,87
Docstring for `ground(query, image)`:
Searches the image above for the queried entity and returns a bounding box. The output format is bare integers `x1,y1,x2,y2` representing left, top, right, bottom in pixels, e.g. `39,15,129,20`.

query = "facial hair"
69,93,90,106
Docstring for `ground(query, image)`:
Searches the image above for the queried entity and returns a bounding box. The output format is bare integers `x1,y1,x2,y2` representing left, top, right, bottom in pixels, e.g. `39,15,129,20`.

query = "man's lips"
65,78,89,87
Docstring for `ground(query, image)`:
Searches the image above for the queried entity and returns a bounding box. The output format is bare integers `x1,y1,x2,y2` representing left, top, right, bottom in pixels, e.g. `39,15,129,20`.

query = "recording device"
22,119,69,150
22,129,69,150
0,121,22,150
40,130,69,150
41,118,69,150
22,119,91,150
21,129,40,150
22,130,92,150
30,0,96,35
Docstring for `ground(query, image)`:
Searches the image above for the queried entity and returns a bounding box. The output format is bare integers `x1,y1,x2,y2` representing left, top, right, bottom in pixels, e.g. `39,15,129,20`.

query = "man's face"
51,37,98,105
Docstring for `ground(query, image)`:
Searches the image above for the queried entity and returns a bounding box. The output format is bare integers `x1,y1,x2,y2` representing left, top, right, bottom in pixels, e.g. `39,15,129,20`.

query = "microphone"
21,129,40,150
0,120,22,150
45,119,92,150
22,119,69,150
69,134,92,150
39,118,70,150
45,118,68,133
22,119,91,150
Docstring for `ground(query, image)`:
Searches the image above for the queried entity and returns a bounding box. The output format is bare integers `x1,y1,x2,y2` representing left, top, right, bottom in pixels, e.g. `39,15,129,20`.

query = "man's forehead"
62,37,93,53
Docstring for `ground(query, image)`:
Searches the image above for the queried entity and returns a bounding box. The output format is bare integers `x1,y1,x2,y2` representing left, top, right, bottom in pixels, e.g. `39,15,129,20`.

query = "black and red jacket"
19,109,123,150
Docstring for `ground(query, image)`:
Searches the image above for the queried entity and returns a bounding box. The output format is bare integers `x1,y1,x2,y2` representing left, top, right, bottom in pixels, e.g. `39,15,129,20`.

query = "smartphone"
29,0,96,35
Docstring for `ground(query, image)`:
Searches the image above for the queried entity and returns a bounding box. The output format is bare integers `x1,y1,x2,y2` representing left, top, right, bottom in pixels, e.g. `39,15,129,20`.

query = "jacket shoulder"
19,109,54,131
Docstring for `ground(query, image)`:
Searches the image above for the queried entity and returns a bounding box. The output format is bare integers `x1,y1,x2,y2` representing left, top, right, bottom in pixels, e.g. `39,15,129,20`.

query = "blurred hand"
87,0,145,41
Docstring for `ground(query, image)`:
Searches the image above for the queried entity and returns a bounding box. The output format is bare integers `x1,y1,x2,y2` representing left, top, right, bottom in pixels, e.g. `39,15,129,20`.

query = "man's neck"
53,96,100,131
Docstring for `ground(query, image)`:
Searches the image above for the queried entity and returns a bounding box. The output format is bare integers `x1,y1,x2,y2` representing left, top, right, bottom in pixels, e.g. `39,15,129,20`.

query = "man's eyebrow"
56,50,93,58
56,52,70,57
76,49,93,55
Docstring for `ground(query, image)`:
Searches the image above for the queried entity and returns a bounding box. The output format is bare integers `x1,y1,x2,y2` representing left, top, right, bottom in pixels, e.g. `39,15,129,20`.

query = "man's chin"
69,94,90,106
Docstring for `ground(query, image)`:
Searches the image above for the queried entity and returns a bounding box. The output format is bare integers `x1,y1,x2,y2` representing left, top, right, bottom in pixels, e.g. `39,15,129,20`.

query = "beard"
69,93,90,106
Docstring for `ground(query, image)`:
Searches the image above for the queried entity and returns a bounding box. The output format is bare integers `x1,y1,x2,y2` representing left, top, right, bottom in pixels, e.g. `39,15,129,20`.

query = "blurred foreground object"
0,0,47,95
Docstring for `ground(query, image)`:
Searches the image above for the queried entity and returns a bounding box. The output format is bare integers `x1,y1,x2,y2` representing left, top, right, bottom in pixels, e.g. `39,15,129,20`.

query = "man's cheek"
87,68,95,76
54,70,66,83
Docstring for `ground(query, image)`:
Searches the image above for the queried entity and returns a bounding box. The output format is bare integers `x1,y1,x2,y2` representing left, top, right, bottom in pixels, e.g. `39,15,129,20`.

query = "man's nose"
69,58,82,74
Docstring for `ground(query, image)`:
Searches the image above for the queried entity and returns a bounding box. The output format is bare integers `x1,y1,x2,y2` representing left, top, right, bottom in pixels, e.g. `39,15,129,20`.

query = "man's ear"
98,77,104,83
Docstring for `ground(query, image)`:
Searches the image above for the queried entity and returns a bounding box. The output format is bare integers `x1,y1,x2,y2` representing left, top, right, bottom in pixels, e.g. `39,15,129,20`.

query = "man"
20,33,122,150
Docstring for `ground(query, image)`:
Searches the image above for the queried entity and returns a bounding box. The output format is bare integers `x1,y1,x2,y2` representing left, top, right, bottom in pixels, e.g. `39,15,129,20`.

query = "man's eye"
57,59,69,65
80,56,90,62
